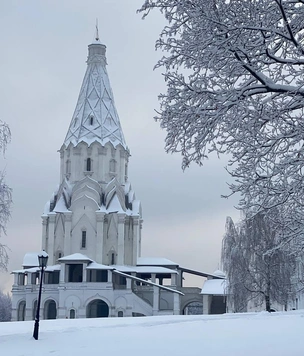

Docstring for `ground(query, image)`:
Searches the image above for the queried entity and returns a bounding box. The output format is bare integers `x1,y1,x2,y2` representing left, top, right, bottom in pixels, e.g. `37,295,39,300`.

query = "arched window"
66,160,71,174
56,250,62,261
118,311,123,317
44,300,57,320
70,309,76,319
81,231,87,249
183,302,204,315
110,159,116,173
86,158,92,171
17,301,26,321
111,252,115,265
86,299,109,318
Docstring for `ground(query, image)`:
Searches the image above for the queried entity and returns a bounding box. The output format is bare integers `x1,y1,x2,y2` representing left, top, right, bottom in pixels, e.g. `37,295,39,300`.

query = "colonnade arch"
44,299,57,319
86,299,109,318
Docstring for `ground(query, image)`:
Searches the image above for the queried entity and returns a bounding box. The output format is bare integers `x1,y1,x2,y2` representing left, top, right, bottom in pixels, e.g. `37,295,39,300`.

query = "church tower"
11,32,204,322
41,36,142,267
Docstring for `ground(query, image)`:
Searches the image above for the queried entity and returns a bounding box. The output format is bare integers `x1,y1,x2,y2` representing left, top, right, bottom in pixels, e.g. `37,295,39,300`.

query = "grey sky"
0,0,240,292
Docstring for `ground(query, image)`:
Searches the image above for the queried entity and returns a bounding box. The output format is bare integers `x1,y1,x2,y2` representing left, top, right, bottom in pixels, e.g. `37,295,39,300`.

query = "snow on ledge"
86,262,114,270
58,253,93,262
137,257,179,267
201,279,227,295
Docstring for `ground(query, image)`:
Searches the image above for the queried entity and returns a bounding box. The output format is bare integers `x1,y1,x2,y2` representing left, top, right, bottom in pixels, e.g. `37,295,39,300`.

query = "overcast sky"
0,0,240,292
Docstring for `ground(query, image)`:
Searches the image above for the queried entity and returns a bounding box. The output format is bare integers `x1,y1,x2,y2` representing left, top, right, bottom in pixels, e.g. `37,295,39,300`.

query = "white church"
11,34,225,321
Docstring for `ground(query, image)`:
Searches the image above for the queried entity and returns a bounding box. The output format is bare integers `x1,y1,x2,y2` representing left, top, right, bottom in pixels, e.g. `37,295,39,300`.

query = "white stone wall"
59,141,129,185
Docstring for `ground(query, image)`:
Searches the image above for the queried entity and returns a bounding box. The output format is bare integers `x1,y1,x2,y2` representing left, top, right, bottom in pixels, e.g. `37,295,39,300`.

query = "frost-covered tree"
0,121,12,271
0,290,12,322
139,1,304,238
222,213,296,312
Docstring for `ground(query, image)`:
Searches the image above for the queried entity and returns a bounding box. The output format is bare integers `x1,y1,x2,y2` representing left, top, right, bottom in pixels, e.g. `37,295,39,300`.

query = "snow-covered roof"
213,270,226,278
86,262,114,270
12,264,61,274
63,39,127,149
46,264,61,272
137,257,179,267
11,269,35,274
135,266,178,274
107,194,124,213
201,279,227,295
22,251,49,267
22,253,39,267
53,195,69,213
111,265,137,273
58,253,93,262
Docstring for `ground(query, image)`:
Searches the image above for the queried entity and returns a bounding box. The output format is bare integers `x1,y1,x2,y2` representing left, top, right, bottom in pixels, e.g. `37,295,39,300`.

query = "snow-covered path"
1,311,304,355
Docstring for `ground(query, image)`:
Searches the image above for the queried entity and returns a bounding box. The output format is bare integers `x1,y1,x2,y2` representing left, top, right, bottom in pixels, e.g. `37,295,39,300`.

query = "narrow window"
111,252,115,265
90,116,94,125
66,160,71,174
110,159,116,173
86,158,91,171
70,309,76,319
81,231,86,248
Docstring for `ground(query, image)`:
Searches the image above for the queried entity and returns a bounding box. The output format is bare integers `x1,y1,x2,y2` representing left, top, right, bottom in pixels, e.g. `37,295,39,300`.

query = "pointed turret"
64,38,127,149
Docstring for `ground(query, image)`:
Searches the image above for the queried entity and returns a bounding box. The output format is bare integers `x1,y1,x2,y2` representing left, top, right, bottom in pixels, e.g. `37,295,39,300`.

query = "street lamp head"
38,251,49,269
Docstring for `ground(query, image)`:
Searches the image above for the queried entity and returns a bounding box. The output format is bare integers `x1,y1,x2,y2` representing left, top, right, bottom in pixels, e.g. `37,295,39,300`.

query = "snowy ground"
1,311,304,356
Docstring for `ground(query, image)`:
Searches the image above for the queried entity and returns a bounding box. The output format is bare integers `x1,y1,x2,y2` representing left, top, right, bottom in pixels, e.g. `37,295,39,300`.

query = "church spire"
63,32,127,149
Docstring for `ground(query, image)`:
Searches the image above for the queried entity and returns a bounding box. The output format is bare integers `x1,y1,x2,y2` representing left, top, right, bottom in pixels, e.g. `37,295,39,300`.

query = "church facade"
11,35,222,321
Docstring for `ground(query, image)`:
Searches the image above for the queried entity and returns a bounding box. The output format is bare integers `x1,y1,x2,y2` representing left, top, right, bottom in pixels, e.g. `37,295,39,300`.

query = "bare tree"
0,290,12,322
138,1,304,239
222,213,296,312
0,121,11,271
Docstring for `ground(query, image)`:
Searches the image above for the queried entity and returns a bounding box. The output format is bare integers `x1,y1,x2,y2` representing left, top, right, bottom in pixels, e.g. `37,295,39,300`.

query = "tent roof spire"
63,33,127,149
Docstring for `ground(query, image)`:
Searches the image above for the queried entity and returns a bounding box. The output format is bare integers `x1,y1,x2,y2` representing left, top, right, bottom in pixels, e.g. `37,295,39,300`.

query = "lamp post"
33,251,48,340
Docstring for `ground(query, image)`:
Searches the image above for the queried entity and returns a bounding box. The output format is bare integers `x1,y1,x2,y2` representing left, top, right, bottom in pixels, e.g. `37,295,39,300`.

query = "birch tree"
222,213,296,312
0,121,11,270
138,0,304,239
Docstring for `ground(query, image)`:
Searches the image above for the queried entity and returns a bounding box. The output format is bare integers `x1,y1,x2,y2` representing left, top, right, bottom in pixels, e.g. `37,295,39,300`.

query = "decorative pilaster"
41,216,48,251
171,273,177,287
203,295,210,314
117,213,126,265
132,216,140,265
173,293,180,315
60,264,65,283
64,211,72,256
153,286,160,315
82,264,87,282
47,213,56,265
96,211,105,263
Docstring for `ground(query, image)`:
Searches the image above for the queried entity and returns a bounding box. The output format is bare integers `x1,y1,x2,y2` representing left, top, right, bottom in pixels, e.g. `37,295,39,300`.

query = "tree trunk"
265,295,271,312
